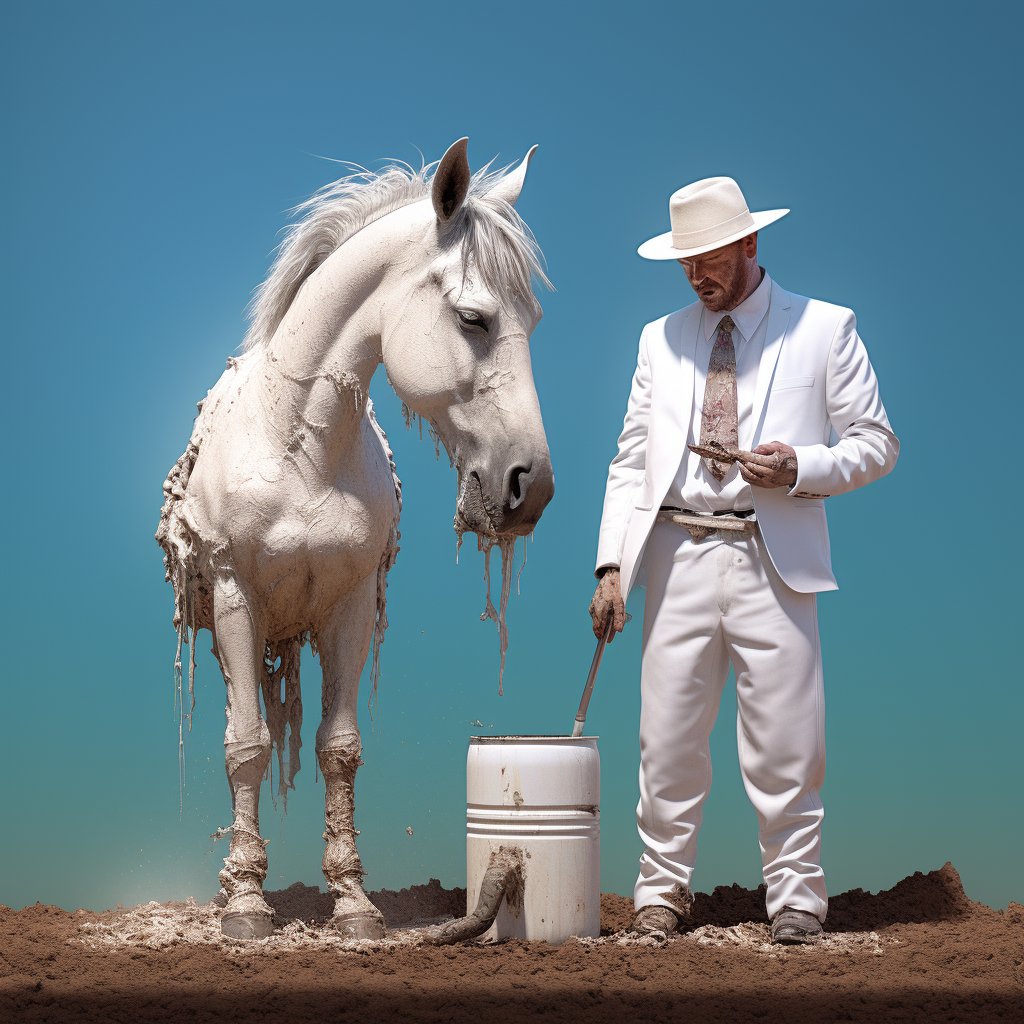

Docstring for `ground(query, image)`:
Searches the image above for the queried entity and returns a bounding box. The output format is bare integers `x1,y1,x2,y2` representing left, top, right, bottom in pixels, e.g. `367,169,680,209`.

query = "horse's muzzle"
501,458,555,533
458,456,554,537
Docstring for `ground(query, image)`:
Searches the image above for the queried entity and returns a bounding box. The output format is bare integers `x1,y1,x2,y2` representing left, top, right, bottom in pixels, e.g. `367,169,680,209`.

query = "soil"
2,863,1019,1023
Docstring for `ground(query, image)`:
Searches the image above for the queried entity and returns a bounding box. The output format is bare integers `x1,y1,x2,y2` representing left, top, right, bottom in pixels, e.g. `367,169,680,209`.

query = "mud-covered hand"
590,569,626,642
737,441,798,488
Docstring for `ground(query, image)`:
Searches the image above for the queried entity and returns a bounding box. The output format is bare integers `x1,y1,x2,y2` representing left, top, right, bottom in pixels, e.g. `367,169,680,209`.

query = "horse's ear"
432,137,472,222
488,145,538,208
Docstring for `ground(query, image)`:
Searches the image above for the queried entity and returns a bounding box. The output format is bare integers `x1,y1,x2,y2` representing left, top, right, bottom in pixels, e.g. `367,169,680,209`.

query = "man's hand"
590,569,626,642
737,441,798,488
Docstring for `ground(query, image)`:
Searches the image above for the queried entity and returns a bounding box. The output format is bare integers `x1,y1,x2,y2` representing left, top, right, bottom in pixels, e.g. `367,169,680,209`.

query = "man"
590,177,898,944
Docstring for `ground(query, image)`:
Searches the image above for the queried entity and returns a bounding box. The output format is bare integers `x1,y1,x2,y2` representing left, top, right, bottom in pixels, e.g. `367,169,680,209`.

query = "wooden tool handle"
572,615,615,737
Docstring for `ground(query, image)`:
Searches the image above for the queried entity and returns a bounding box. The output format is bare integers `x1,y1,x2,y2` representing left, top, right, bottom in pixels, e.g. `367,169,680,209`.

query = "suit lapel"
751,280,792,446
666,302,701,439
647,302,701,506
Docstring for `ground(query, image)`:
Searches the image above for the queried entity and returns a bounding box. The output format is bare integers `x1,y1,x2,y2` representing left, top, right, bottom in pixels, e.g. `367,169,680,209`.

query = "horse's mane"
243,157,551,353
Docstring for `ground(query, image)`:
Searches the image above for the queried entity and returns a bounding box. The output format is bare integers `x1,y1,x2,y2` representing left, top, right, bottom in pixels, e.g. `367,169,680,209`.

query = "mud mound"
224,878,468,929
366,877,467,926
827,861,978,930
604,862,979,934
600,886,778,934
597,892,631,932
691,881,770,928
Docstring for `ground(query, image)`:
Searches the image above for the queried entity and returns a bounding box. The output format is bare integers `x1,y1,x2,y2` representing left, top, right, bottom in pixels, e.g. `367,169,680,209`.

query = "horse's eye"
457,309,488,332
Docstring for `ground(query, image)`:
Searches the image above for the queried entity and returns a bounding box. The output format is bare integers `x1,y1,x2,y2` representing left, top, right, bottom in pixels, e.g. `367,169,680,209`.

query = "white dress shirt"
664,270,772,512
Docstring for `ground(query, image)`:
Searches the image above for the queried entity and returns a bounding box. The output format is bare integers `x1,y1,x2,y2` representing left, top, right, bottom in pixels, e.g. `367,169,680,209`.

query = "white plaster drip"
400,401,422,439
366,397,403,714
477,536,516,696
261,636,305,811
517,533,531,596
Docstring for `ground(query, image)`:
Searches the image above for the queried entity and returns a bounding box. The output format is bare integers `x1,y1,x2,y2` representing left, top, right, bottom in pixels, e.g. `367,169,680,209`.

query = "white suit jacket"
596,279,899,596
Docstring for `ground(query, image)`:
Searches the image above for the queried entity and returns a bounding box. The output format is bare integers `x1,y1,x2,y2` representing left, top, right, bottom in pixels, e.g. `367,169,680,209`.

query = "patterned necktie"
700,315,738,481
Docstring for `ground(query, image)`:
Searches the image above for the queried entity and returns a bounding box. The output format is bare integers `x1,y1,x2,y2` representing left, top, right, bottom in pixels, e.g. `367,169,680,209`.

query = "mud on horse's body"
157,139,554,939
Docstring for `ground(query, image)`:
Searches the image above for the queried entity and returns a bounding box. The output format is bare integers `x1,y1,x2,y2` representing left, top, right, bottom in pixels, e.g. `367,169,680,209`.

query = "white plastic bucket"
466,735,600,943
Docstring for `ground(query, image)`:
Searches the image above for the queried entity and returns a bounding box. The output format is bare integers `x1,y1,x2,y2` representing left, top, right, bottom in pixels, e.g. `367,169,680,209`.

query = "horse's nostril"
507,464,532,510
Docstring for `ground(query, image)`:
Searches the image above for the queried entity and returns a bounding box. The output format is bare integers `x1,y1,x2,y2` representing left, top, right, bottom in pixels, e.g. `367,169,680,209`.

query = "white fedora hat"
637,176,789,260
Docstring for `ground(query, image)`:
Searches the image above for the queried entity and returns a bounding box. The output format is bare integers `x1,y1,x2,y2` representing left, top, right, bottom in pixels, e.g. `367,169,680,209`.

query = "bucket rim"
469,734,599,743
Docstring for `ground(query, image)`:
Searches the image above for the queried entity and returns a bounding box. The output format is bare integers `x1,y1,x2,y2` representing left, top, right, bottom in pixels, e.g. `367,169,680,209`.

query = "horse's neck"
260,230,394,468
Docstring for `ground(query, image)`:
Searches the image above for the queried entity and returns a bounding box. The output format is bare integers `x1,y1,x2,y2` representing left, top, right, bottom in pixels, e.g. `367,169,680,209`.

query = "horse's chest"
233,484,390,637
262,474,391,566
191,455,395,629
266,489,385,568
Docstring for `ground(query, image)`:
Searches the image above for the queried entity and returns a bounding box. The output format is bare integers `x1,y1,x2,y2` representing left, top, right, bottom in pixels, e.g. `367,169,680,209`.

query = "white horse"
156,139,554,939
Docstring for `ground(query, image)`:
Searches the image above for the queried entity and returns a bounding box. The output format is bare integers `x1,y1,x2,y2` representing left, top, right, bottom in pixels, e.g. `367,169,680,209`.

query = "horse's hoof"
221,912,274,940
332,911,386,940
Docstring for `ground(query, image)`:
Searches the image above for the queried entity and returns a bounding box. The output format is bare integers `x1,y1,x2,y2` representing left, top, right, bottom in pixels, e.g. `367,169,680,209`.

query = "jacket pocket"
774,375,815,390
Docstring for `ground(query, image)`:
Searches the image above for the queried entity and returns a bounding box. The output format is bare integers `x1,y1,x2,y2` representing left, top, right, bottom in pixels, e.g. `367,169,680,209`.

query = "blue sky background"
2,1,1020,914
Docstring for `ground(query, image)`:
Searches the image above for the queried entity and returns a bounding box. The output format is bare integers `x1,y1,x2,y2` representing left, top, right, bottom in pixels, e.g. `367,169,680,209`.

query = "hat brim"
637,209,790,260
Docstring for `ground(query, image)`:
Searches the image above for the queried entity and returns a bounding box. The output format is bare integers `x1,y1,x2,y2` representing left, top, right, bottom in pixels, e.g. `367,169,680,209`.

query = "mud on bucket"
466,735,600,944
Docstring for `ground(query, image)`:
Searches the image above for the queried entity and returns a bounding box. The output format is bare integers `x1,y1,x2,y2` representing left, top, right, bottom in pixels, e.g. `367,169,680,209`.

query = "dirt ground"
2,863,1019,1023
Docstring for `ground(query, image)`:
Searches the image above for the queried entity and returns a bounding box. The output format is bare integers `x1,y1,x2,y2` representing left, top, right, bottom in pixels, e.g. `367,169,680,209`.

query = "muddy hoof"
332,911,386,940
221,912,274,940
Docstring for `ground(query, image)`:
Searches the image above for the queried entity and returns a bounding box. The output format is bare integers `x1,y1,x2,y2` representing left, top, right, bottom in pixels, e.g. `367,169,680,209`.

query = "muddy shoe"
631,905,682,936
771,907,823,945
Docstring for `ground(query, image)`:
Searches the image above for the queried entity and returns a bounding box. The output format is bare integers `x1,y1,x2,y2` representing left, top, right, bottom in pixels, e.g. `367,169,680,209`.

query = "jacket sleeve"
595,325,653,573
790,311,899,498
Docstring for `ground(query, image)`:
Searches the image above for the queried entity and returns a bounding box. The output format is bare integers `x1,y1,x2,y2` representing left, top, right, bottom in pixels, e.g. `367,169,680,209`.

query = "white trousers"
634,519,828,922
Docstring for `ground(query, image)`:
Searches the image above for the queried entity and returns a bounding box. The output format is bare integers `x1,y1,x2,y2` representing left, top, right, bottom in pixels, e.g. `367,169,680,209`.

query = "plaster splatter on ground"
72,898,895,960
74,899,455,957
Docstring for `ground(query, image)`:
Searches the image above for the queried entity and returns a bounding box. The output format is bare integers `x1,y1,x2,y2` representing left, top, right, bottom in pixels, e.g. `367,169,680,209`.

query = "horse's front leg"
212,569,274,939
316,573,385,939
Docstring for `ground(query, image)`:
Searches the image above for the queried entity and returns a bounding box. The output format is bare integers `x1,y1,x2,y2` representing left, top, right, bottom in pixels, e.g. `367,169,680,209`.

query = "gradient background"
2,1,1020,914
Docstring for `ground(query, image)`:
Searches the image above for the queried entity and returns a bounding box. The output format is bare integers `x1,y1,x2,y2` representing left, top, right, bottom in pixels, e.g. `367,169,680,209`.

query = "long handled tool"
572,614,616,737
